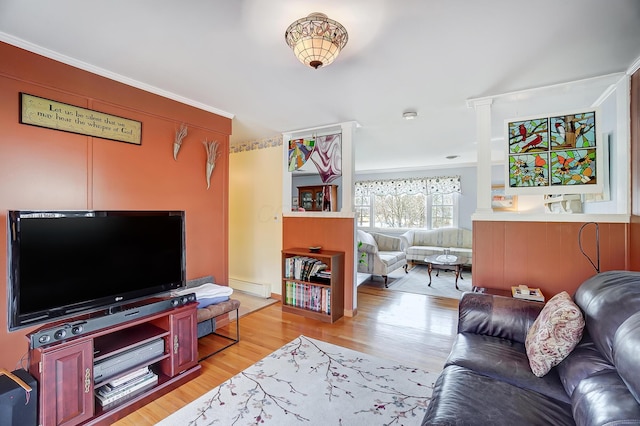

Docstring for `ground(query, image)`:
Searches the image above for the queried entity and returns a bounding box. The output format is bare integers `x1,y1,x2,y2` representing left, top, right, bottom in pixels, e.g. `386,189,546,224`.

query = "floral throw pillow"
525,291,585,377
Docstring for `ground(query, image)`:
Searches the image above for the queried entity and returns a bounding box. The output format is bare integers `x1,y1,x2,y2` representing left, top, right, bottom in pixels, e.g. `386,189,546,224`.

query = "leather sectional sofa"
423,270,640,425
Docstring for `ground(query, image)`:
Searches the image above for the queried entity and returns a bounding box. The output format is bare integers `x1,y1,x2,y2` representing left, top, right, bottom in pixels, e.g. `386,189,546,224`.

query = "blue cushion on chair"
197,296,231,309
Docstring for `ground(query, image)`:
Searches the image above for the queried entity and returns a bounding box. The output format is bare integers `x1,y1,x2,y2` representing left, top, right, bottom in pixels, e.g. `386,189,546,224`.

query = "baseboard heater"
228,278,271,298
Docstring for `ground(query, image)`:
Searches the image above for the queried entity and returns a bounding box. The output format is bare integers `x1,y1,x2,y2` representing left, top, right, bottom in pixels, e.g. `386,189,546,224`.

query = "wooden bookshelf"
281,248,344,323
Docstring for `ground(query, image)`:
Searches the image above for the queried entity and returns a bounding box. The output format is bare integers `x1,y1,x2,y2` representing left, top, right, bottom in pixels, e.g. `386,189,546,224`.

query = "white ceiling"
1,0,639,172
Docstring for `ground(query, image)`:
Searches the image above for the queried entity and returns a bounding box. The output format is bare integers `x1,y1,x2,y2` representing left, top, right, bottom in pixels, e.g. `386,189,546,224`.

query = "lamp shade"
285,13,348,69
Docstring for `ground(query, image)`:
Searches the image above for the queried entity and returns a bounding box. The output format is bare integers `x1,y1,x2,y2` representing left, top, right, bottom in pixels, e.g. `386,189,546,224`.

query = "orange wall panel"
0,42,230,368
631,218,640,270
0,81,92,209
0,44,231,135
283,216,356,313
473,221,629,298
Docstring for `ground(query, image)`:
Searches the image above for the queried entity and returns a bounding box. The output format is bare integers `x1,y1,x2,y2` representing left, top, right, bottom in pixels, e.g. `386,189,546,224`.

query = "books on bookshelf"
284,281,331,314
95,366,158,407
282,248,343,323
511,285,545,302
284,256,328,281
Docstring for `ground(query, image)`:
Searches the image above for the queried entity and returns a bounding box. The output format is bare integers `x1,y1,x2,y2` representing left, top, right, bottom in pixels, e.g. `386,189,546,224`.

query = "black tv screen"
7,210,186,330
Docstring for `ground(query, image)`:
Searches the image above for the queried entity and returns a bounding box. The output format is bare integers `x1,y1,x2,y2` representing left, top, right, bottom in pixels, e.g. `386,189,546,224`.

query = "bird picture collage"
507,111,597,189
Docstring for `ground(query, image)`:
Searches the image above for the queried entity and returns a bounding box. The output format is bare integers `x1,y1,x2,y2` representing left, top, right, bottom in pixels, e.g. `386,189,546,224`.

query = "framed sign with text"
20,93,142,145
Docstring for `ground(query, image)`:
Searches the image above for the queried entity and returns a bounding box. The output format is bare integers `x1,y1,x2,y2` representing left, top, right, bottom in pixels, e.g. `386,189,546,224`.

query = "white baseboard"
229,278,272,298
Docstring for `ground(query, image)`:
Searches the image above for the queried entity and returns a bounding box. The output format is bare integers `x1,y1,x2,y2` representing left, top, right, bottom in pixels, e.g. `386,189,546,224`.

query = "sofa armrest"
357,230,379,253
359,241,377,254
400,230,414,246
458,292,544,344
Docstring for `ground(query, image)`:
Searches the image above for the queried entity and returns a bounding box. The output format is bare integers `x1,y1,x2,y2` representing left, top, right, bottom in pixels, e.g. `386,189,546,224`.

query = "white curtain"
425,176,461,194
355,176,460,196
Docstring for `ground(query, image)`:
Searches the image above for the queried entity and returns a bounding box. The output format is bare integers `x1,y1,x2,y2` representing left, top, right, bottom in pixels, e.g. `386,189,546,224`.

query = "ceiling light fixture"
403,111,418,120
285,12,348,69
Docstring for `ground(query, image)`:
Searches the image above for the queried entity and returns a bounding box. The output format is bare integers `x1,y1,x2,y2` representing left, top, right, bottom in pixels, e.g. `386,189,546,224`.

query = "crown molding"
466,72,625,108
0,32,234,119
628,55,640,75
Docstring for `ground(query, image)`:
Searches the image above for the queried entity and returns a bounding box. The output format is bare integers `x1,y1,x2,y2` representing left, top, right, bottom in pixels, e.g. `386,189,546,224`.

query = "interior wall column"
340,121,356,215
472,99,494,213
615,74,631,215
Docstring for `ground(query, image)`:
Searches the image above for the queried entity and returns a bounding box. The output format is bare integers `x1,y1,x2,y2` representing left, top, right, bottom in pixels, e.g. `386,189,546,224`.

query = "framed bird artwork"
505,109,603,196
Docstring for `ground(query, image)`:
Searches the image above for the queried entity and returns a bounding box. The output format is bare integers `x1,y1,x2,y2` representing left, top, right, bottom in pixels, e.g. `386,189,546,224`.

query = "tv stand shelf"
93,323,169,361
28,301,201,426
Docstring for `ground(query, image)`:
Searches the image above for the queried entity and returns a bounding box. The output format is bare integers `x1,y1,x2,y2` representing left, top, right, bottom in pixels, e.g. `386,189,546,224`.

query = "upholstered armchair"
357,230,408,287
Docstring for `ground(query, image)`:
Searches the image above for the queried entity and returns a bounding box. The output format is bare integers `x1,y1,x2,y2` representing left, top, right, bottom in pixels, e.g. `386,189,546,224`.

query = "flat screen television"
7,210,186,330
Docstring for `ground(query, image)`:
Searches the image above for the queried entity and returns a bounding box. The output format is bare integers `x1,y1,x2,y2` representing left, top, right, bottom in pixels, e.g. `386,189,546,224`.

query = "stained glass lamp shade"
285,13,348,69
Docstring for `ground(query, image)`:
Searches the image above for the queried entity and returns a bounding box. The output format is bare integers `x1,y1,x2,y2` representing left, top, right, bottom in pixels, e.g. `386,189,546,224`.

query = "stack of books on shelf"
511,285,545,302
284,281,331,314
311,269,332,284
94,366,158,408
284,256,328,281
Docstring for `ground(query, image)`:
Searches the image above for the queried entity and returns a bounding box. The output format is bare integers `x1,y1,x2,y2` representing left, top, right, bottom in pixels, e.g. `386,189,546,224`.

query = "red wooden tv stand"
28,302,200,426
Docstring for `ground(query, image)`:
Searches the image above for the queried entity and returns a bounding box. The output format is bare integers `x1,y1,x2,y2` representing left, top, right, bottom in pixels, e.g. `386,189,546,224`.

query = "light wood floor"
114,286,459,425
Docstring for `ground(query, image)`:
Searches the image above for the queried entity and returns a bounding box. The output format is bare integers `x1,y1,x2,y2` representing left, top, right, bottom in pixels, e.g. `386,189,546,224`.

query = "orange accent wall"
472,221,629,297
0,42,231,368
630,216,640,271
282,216,355,314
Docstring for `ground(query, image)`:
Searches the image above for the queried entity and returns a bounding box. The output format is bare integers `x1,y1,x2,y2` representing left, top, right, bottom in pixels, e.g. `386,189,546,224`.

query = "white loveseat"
401,228,472,266
357,230,408,287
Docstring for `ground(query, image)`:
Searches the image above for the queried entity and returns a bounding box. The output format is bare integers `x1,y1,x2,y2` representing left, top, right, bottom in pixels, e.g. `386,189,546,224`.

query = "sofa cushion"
446,333,570,403
526,291,585,377
196,299,241,323
458,292,543,344
377,251,405,269
372,232,404,251
422,365,575,426
555,332,615,397
409,228,472,249
613,312,640,404
197,296,230,309
406,245,443,258
572,370,640,426
574,271,640,365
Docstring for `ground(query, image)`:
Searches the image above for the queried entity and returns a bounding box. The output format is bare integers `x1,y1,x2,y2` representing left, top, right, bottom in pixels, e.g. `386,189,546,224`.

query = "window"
374,192,426,228
354,193,371,227
355,176,460,230
428,192,458,228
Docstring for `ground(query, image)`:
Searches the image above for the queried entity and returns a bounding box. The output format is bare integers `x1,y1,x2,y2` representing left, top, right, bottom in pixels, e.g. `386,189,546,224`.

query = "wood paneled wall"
472,221,629,297
282,216,356,314
0,42,231,368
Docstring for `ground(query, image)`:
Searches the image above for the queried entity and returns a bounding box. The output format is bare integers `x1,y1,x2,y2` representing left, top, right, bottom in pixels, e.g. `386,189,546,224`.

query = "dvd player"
93,338,165,384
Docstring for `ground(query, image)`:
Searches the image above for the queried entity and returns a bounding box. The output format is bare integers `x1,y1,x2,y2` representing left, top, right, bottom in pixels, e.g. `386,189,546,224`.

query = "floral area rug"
156,335,439,425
